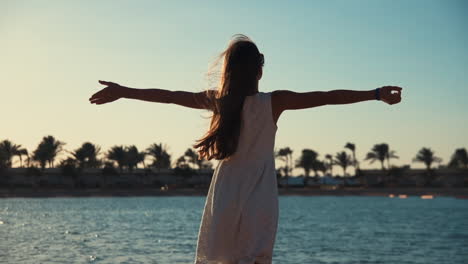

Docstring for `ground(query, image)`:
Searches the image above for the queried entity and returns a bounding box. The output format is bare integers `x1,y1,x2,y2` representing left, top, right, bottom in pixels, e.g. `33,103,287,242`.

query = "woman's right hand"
89,80,127,105
379,86,402,105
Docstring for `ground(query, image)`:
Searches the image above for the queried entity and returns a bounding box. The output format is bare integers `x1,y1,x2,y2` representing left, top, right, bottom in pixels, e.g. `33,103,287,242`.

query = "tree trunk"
342,167,346,186
352,151,357,171
304,169,309,187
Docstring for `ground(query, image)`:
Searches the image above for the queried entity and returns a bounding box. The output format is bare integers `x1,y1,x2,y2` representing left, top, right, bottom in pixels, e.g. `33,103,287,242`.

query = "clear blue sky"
1,0,467,173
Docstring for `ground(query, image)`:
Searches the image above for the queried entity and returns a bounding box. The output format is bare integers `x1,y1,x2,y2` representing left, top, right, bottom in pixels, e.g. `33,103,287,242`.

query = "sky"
1,0,467,174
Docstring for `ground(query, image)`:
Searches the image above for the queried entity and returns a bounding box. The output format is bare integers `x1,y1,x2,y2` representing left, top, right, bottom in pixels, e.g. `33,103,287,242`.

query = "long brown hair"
193,34,264,161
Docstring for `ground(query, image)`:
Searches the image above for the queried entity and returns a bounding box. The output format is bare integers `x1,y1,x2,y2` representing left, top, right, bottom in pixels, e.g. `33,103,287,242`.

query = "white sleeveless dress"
194,91,279,264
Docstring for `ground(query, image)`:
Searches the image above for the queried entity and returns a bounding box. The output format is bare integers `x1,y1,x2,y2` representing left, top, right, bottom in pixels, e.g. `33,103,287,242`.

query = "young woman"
89,34,402,264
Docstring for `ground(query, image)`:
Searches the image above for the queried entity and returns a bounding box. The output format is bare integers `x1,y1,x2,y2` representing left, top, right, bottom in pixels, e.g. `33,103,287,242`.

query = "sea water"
1,195,467,264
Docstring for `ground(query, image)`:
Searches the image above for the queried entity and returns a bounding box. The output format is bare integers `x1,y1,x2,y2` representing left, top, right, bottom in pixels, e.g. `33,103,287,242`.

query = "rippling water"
1,195,467,264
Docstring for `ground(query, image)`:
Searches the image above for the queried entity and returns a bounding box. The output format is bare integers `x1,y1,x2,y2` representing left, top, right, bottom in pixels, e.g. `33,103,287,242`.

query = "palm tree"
32,145,48,170
412,147,442,170
365,143,398,170
126,145,146,171
0,140,16,168
184,148,203,169
448,148,468,169
316,160,328,178
334,151,353,186
345,142,359,172
275,147,293,188
25,153,32,168
71,142,101,169
71,148,86,168
295,149,318,186
32,136,65,170
386,149,399,168
0,140,27,168
146,143,171,169
16,148,28,168
325,154,333,176
107,146,127,172
311,159,327,185
175,155,189,169
0,150,7,169
311,159,325,180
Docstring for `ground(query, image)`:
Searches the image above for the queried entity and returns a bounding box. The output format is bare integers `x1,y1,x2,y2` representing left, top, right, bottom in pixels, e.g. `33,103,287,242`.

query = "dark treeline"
0,136,214,172
276,142,467,182
0,136,467,188
1,136,467,172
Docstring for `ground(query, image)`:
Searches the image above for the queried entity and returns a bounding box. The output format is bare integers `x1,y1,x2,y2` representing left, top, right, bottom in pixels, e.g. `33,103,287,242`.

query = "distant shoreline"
1,187,467,199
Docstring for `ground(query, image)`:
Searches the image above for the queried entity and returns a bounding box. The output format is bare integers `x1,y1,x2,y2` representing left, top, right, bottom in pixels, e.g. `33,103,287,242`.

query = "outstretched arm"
89,80,215,110
271,86,403,119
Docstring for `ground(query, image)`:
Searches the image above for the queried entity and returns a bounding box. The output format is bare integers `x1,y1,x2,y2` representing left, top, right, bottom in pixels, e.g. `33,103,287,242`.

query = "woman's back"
224,91,278,164
194,91,279,264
